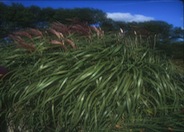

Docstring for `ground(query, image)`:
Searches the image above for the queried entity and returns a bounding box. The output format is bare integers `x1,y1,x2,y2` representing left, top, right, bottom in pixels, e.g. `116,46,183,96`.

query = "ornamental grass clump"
0,34,183,131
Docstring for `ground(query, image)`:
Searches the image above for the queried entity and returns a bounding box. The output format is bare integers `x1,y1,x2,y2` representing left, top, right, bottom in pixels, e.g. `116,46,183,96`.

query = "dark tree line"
0,2,183,43
0,2,106,38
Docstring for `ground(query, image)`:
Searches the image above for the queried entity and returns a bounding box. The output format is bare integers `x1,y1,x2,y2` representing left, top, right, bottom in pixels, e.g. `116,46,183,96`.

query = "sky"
1,0,184,28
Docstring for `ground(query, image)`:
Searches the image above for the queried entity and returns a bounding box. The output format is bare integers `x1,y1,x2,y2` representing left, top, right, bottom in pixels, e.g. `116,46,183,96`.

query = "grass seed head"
65,38,76,49
27,28,43,38
13,31,32,39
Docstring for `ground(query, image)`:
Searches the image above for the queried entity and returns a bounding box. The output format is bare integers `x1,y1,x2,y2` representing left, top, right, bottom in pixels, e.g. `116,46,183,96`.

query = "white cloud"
107,12,154,22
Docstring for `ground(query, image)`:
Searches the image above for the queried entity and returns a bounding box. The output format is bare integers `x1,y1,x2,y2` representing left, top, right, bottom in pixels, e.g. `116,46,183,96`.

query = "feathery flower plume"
13,31,32,39
9,34,35,52
50,40,67,50
27,28,43,38
65,39,76,49
49,28,62,39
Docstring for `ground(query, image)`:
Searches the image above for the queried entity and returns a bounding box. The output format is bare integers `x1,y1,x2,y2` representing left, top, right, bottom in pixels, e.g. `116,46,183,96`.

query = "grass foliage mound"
0,35,184,131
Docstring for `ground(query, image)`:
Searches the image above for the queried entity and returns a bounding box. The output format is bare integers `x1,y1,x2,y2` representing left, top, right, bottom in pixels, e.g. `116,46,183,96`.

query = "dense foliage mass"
0,2,183,132
0,31,184,131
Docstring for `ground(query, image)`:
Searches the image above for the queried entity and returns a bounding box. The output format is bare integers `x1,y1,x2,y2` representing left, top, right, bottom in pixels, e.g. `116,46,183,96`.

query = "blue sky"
2,0,184,28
